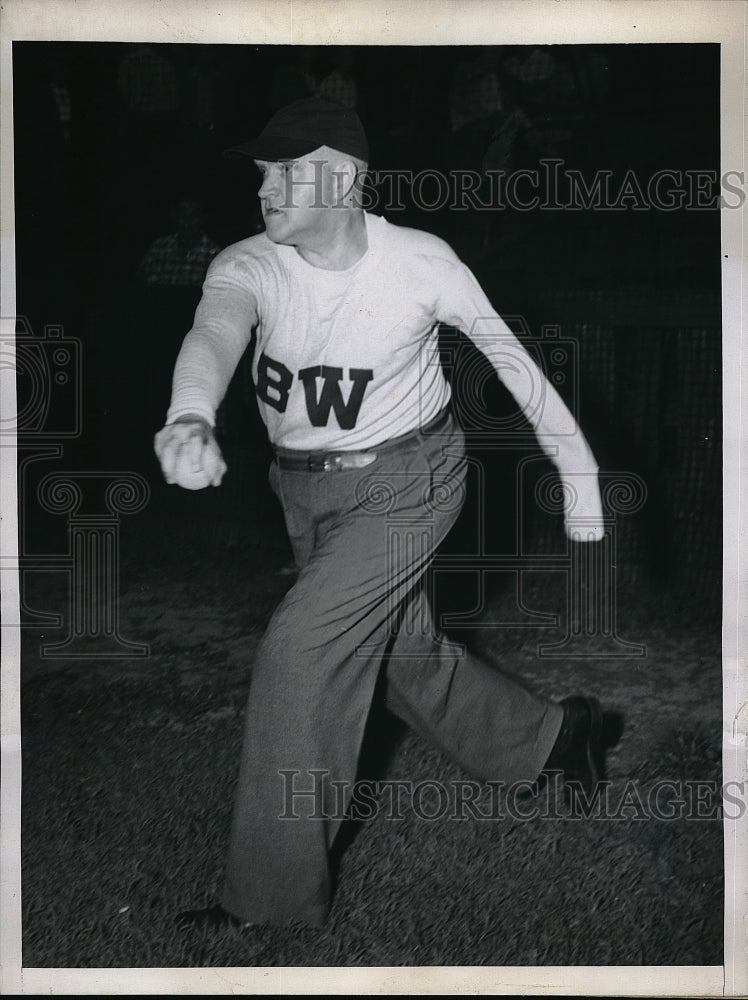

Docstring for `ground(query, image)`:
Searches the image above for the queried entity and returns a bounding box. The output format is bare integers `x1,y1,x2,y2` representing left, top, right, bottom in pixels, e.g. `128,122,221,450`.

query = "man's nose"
259,168,281,199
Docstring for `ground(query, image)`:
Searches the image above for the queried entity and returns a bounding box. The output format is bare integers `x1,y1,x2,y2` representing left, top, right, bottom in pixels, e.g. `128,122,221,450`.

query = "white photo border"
1,0,744,995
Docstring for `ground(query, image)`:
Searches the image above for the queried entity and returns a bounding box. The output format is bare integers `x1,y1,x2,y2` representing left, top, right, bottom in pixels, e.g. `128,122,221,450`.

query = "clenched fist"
154,415,227,490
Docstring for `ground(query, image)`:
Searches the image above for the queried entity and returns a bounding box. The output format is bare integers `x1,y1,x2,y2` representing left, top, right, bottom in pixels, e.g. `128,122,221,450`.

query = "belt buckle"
307,453,335,472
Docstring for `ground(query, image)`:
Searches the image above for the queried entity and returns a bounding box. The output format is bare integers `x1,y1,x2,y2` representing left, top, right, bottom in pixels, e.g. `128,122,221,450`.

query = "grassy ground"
20,493,723,969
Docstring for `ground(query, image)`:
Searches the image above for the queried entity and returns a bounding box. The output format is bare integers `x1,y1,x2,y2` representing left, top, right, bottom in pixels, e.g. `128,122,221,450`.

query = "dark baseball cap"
225,96,369,163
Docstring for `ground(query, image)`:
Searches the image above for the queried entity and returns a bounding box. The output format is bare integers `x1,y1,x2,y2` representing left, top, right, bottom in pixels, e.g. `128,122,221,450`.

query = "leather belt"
274,406,451,472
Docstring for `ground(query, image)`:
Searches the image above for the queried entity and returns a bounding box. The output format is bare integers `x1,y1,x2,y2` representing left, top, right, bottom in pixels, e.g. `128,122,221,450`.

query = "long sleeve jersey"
167,211,603,536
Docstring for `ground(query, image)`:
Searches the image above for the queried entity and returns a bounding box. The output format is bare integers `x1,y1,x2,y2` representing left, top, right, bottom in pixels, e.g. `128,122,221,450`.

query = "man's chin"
263,218,291,245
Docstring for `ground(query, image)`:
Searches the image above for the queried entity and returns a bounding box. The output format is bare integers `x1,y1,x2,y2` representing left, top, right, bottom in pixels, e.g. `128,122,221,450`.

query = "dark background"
13,40,722,610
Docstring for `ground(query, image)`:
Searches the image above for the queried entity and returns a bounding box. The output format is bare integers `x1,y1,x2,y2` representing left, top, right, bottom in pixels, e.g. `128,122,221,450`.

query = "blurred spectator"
447,55,545,265
501,45,577,110
499,45,583,157
449,54,504,133
316,47,359,109
449,54,543,172
117,43,181,123
139,198,221,287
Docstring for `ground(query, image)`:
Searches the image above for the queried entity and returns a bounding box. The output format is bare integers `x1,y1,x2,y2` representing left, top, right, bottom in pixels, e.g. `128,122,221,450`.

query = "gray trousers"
221,412,563,926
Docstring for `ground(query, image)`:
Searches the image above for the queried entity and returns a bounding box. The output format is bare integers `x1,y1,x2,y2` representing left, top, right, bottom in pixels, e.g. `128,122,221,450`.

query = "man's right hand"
153,415,227,490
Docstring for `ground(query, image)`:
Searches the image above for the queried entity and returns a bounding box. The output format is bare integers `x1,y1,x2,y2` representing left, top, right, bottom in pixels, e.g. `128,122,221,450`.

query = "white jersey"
167,212,603,533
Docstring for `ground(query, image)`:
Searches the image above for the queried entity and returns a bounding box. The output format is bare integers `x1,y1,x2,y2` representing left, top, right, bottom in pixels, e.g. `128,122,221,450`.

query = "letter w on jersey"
299,366,373,429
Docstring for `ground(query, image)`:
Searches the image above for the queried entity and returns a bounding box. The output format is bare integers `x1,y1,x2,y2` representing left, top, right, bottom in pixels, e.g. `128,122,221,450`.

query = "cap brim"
223,136,319,161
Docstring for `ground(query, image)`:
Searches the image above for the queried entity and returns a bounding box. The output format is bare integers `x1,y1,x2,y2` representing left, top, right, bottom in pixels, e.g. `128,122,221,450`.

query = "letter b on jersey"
256,352,293,412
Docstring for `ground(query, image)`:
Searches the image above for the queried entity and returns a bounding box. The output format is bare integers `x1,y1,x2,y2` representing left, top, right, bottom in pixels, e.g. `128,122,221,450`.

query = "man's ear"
330,157,359,206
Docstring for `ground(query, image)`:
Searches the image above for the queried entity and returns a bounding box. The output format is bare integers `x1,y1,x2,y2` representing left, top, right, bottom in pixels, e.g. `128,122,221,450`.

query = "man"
154,97,606,930
138,197,221,288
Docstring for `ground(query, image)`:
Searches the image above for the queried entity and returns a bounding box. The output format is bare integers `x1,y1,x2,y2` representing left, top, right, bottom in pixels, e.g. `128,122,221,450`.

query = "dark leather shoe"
543,695,603,796
175,903,252,931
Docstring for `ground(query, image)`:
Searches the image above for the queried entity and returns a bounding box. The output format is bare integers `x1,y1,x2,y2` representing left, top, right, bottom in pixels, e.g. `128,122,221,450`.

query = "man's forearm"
166,330,233,426
164,260,257,427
